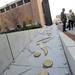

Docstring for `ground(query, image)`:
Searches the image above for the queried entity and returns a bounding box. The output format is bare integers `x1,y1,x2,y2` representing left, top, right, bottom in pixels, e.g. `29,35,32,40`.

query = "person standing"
68,9,74,30
61,8,67,32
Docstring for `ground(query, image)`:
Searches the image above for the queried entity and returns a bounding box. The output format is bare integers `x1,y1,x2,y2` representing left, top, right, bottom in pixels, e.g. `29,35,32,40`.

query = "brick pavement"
64,32,75,41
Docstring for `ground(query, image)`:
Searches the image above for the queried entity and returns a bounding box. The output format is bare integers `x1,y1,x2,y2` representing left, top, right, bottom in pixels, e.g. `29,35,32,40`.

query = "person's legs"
68,20,71,30
63,21,66,32
74,22,75,27
71,20,73,29
66,20,69,28
73,22,75,27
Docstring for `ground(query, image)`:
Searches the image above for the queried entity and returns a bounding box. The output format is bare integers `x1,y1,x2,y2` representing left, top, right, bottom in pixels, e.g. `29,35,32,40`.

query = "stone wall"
0,0,46,32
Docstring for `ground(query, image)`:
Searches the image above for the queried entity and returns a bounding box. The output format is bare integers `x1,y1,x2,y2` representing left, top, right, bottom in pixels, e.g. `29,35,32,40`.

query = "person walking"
68,9,74,30
61,8,67,32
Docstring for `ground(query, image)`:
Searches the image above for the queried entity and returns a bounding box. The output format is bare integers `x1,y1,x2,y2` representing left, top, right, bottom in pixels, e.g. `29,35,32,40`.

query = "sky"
0,0,16,7
0,0,75,20
49,0,75,20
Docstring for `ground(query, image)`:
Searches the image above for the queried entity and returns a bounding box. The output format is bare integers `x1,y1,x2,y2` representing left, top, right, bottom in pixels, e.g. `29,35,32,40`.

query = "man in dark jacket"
61,8,67,32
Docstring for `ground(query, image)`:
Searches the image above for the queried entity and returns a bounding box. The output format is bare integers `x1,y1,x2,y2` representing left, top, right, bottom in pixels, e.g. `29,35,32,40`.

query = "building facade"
0,0,52,31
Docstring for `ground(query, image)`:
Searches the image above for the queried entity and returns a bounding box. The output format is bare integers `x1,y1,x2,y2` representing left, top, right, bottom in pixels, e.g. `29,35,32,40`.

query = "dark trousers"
68,20,74,30
62,21,66,32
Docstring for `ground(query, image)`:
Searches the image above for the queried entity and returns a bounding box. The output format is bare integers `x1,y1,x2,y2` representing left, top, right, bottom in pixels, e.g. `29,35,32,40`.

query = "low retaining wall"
59,31,75,75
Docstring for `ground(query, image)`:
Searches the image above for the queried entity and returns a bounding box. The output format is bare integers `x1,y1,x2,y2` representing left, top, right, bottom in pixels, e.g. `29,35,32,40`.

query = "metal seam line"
5,34,14,60
59,34,73,75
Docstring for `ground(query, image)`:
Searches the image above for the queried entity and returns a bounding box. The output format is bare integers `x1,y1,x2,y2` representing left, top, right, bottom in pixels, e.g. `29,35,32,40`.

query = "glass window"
5,6,10,11
17,0,23,6
0,8,5,13
24,0,30,3
11,3,16,9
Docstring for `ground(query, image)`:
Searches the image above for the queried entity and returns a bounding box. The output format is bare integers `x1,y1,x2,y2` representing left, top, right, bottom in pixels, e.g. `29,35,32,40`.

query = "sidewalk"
57,24,75,41
64,27,75,41
2,25,71,75
66,27,75,35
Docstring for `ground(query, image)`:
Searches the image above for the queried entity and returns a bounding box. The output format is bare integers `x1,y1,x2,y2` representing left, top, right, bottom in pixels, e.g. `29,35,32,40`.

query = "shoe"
63,30,66,32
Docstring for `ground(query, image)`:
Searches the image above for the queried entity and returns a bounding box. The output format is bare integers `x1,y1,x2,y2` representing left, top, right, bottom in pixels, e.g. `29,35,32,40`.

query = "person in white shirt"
68,9,74,30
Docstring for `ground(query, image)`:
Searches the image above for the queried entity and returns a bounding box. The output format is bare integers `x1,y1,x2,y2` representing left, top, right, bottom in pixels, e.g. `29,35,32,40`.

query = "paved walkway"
57,24,75,41
2,25,71,75
64,27,75,41
67,27,75,35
